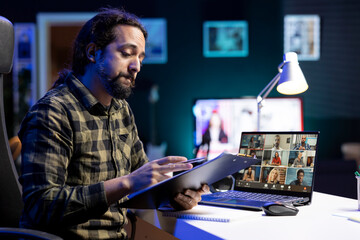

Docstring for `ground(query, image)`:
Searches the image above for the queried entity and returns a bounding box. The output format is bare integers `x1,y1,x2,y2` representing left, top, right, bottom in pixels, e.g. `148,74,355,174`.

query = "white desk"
133,192,360,240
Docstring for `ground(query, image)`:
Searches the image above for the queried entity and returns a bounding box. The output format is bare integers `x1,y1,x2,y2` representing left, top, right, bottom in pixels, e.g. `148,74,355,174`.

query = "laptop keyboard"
213,191,302,203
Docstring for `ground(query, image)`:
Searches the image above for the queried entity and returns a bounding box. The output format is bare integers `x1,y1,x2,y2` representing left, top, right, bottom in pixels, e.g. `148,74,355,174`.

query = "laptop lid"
233,131,320,204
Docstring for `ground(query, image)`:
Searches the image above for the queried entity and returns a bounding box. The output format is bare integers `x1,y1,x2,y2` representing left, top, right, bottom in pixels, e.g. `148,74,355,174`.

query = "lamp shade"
276,52,308,95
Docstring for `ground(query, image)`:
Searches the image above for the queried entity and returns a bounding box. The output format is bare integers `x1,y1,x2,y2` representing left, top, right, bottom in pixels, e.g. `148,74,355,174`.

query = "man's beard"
95,60,134,99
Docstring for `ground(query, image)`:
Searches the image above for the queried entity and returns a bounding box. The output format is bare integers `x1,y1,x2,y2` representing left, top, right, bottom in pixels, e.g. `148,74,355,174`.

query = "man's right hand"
104,156,192,205
124,156,193,193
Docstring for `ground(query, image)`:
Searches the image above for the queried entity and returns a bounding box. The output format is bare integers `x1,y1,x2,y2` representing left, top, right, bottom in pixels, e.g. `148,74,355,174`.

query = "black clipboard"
119,152,261,209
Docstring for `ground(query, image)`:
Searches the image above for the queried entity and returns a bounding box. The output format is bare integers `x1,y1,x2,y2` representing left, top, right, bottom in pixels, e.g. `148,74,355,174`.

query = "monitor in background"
193,97,303,159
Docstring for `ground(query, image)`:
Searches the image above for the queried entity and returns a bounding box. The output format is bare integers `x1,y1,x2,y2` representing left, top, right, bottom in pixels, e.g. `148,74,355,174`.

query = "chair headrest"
0,16,14,74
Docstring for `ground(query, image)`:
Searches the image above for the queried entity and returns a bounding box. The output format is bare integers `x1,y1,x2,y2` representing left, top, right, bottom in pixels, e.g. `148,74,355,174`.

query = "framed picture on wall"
284,15,320,61
140,18,167,64
203,21,249,58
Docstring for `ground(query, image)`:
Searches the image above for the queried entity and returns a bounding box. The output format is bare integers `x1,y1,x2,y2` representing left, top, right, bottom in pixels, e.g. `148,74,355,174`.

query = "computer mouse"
262,202,299,216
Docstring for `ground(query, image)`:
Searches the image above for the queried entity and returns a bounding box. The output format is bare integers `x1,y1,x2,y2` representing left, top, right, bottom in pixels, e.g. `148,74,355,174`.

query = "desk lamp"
256,52,308,130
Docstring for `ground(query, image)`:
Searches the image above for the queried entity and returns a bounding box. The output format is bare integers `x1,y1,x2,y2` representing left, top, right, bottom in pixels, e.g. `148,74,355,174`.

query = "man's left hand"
170,184,210,210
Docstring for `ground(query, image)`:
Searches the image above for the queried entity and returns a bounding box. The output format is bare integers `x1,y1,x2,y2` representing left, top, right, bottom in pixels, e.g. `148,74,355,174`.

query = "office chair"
0,15,62,240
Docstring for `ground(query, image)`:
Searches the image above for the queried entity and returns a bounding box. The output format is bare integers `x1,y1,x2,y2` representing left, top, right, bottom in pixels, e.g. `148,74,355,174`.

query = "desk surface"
134,192,360,240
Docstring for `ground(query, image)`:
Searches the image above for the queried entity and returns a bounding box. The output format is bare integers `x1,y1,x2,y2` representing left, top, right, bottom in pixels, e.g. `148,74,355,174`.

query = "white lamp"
257,52,308,130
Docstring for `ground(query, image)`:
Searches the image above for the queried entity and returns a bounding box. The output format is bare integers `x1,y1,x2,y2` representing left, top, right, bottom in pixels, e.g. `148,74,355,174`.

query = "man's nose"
129,59,141,73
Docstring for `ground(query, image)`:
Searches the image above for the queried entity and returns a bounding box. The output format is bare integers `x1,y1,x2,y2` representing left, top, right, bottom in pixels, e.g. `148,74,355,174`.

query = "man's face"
297,172,304,183
210,113,221,128
301,135,307,144
95,25,146,99
274,136,280,148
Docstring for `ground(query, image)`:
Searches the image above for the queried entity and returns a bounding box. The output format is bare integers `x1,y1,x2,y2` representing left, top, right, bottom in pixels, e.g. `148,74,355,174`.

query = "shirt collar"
65,73,125,115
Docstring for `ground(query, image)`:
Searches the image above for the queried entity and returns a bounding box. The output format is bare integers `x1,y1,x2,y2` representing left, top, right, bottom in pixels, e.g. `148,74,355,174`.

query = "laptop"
200,131,320,210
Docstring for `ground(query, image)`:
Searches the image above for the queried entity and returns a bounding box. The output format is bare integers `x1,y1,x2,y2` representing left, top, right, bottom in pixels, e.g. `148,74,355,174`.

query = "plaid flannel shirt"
292,143,311,150
18,73,148,239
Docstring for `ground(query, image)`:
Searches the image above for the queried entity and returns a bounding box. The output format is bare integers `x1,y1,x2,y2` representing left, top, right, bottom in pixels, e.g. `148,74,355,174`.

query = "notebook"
200,131,320,210
159,204,260,222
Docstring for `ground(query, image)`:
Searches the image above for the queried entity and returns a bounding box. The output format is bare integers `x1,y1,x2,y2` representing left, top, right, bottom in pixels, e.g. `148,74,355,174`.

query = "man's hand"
124,156,193,194
170,184,210,210
104,156,207,206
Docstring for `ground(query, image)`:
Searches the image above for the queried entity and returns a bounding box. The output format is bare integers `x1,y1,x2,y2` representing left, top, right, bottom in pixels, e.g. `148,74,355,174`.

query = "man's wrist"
104,176,133,205
120,175,132,194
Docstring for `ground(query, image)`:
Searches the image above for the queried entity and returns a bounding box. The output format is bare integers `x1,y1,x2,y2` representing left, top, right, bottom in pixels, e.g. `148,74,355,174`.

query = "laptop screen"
234,131,319,196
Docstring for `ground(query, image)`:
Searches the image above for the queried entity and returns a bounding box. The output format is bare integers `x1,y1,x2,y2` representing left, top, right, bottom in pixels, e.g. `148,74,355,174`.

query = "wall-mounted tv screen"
193,98,303,159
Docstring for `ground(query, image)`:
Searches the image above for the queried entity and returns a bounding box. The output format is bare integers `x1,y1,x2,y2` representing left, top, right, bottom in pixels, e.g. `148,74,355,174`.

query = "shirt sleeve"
18,98,109,228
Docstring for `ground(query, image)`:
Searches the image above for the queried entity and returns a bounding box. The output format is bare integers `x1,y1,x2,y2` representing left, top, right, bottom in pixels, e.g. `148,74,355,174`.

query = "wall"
1,0,283,158
1,0,360,162
283,0,360,160
128,0,283,158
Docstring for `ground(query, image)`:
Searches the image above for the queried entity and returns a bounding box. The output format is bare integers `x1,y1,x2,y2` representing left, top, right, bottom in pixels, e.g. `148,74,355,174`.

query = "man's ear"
86,42,97,63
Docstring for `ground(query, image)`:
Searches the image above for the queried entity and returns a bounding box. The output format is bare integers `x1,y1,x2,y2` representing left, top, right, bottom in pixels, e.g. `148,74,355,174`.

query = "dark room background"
2,0,360,164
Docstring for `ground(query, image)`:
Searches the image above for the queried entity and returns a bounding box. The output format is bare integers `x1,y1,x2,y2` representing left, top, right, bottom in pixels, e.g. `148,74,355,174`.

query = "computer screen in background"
193,97,303,159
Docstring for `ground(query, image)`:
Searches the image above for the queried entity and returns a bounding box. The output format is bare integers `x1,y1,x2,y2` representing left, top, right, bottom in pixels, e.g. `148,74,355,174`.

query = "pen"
348,216,360,223
186,157,207,164
332,214,360,223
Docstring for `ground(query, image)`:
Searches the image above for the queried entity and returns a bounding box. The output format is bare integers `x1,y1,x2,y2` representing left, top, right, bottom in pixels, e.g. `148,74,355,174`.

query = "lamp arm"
257,62,285,103
257,72,281,105
256,61,285,131
257,73,280,131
